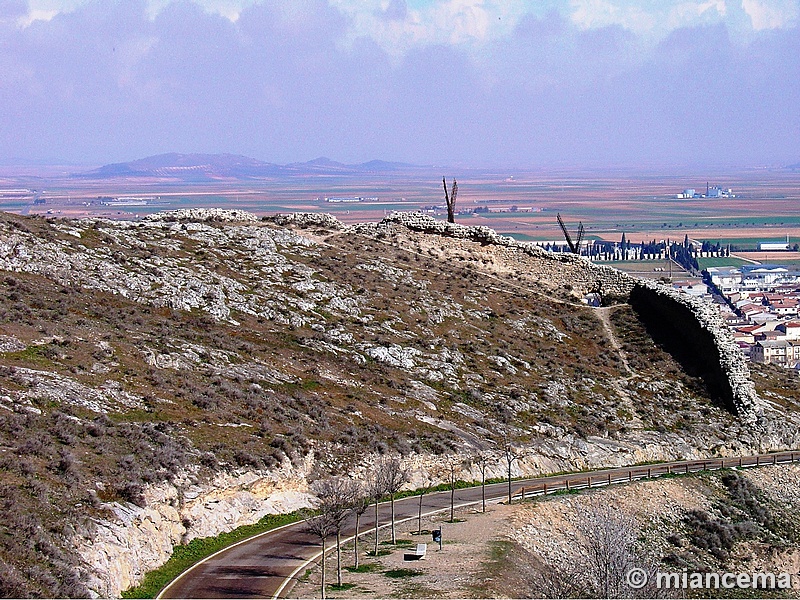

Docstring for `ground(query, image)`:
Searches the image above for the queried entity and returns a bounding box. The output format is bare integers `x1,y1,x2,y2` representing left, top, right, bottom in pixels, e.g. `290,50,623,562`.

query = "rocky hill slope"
1,209,799,596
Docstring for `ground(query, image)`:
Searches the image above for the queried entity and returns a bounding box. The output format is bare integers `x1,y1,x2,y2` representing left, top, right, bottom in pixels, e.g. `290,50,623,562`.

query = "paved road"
159,451,800,599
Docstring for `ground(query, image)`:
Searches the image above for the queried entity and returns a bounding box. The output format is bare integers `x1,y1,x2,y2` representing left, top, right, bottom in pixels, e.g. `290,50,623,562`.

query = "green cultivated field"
697,257,750,268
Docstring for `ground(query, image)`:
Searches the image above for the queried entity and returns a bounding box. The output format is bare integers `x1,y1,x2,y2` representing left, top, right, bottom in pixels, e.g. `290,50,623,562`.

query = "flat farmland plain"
1,165,798,247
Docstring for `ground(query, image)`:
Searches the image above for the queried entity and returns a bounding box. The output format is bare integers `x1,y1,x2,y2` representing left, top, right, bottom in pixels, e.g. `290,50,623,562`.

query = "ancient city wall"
629,281,762,423
352,211,636,299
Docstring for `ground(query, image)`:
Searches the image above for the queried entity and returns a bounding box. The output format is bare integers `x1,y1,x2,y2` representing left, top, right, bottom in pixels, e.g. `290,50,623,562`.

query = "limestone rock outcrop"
76,466,314,598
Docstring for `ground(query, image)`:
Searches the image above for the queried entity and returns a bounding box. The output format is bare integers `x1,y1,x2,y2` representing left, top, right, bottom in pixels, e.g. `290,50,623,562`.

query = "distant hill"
82,153,285,180
77,153,420,180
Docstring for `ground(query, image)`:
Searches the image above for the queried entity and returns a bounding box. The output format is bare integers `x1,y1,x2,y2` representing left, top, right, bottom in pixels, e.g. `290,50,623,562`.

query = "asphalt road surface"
160,451,800,599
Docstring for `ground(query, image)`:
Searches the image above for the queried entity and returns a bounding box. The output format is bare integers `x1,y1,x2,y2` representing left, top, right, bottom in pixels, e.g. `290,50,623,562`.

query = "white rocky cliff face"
76,462,315,598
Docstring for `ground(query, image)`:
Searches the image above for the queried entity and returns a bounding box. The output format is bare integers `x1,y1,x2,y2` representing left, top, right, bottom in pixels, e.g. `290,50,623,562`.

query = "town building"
759,241,790,251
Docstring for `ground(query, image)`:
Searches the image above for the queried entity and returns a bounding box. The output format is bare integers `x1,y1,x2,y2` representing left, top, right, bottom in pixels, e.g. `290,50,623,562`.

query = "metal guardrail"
515,451,800,500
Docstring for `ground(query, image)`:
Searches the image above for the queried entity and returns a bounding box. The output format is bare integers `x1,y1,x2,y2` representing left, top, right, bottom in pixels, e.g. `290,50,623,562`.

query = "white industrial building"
758,241,790,251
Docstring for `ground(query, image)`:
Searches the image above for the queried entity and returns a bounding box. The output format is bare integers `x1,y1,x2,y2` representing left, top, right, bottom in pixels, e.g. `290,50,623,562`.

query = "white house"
752,340,789,364
777,321,800,340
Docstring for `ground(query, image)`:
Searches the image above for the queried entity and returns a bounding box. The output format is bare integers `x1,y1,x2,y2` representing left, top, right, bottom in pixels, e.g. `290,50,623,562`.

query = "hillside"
1,209,799,596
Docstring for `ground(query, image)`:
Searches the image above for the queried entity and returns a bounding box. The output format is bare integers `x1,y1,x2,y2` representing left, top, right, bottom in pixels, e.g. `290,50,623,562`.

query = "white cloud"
665,0,728,29
742,0,799,30
17,9,59,27
21,0,259,24
569,0,656,34
569,0,735,37
330,0,527,56
145,0,263,21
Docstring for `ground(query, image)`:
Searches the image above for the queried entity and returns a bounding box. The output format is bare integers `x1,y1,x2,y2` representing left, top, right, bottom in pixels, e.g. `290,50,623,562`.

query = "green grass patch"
382,539,414,548
121,511,303,598
697,256,749,268
328,582,356,591
548,488,580,497
346,563,383,573
2,344,57,366
366,549,392,557
389,478,494,503
384,568,423,578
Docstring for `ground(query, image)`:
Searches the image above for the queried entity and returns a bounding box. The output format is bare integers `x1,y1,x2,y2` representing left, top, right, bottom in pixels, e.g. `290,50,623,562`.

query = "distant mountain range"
75,153,420,180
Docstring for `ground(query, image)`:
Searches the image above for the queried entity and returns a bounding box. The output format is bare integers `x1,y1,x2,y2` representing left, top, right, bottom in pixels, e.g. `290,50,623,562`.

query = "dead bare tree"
576,500,643,599
365,466,387,556
503,442,524,504
474,452,491,513
312,477,358,588
350,482,371,570
523,500,671,598
303,511,335,599
446,456,469,522
443,177,458,223
515,545,584,598
415,473,436,535
377,456,410,544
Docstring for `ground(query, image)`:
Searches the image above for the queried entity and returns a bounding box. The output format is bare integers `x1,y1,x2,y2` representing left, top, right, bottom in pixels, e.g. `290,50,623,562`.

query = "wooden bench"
403,543,427,561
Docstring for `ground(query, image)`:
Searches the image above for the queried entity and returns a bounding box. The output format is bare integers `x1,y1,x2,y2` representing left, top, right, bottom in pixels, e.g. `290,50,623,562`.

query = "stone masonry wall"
351,211,636,299
630,280,763,424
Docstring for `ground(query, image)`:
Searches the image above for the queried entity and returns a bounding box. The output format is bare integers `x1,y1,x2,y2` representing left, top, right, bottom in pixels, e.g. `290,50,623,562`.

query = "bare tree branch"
349,482,371,570
376,456,410,544
365,466,388,556
503,442,524,504
303,510,336,599
522,499,675,599
311,477,359,588
474,452,491,513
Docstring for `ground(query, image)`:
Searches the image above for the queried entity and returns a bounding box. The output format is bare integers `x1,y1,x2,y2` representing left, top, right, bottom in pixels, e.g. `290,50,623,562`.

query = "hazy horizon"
1,0,798,170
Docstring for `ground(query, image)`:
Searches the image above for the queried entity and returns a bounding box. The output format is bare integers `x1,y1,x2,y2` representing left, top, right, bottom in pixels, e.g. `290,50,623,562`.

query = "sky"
0,0,798,168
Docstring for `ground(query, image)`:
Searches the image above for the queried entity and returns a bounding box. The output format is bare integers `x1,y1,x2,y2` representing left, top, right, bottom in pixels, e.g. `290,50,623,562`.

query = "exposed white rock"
77,464,316,598
364,344,421,369
7,367,143,413
144,208,259,222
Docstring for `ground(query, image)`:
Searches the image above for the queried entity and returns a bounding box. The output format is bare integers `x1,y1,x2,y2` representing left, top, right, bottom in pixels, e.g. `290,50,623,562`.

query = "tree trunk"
443,177,457,224
336,530,342,587
354,513,360,569
481,475,486,513
320,537,326,600
418,492,424,534
450,476,455,522
507,460,512,504
374,500,379,555
390,494,396,544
